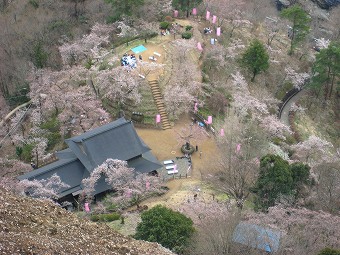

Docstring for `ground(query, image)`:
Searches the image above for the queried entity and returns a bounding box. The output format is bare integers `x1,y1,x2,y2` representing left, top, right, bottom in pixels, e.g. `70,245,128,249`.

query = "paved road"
280,89,307,126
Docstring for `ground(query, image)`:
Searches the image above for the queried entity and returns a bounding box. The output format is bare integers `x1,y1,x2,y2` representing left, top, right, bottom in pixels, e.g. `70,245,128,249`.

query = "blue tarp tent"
131,45,147,54
232,222,281,253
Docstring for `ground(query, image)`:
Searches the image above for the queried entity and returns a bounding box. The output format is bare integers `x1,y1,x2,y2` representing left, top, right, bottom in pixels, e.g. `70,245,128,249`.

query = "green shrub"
5,83,30,107
185,25,193,31
181,32,192,39
29,0,39,8
106,14,121,24
91,213,120,222
32,41,48,69
85,58,94,70
98,61,110,71
21,144,34,162
16,147,23,159
103,213,120,222
318,248,340,255
135,205,194,253
160,21,170,30
90,214,100,222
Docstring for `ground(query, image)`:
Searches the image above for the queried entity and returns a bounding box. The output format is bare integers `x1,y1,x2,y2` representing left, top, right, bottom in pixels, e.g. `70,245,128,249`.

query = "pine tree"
310,41,340,100
240,39,269,82
281,5,311,55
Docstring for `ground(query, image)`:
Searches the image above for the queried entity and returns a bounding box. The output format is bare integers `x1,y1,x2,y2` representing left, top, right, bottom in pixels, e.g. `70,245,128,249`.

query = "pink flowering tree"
175,123,208,153
291,135,333,165
94,67,142,110
177,199,241,255
231,72,269,119
18,173,69,200
164,83,196,119
209,115,267,209
0,158,31,178
58,23,114,66
259,115,292,141
82,159,164,208
284,66,310,90
245,205,340,254
28,67,110,135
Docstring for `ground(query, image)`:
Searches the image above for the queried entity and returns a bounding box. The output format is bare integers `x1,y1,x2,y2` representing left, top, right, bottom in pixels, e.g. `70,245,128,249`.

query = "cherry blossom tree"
0,158,31,178
291,135,333,165
58,22,117,66
315,38,331,50
209,115,267,209
18,173,70,200
284,66,310,90
164,83,197,119
245,205,340,254
94,67,142,109
28,67,110,134
175,123,208,150
231,72,269,119
259,115,292,141
313,161,340,213
177,199,241,255
82,159,164,208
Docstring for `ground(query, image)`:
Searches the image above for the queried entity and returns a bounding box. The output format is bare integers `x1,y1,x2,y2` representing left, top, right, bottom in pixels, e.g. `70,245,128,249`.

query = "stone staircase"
148,80,171,130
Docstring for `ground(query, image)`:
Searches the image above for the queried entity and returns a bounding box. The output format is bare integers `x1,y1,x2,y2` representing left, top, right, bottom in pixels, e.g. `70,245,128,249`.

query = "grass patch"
275,81,293,100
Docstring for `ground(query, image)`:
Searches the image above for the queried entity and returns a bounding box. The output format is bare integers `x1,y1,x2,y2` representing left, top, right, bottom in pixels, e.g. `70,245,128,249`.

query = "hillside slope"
0,189,175,255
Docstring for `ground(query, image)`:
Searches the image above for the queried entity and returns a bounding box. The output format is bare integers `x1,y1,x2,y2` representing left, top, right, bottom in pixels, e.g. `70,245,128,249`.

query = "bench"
163,160,174,165
154,52,161,57
166,165,175,170
148,56,157,61
167,169,179,175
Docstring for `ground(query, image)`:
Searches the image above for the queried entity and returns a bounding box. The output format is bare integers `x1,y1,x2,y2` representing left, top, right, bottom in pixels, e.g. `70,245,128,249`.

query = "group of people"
121,53,138,69
204,27,212,34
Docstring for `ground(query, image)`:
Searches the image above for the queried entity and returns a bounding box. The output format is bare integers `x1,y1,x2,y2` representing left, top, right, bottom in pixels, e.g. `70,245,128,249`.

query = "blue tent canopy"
131,45,147,54
232,222,281,253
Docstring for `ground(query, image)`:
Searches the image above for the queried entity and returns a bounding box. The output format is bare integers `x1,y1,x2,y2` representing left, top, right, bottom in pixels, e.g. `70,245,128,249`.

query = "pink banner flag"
174,164,177,172
174,10,178,17
126,190,131,198
216,27,221,36
156,114,161,123
207,116,212,124
236,143,241,153
220,128,225,136
192,8,197,15
197,42,203,51
146,181,150,190
206,11,210,20
212,15,217,24
84,202,90,212
194,102,198,113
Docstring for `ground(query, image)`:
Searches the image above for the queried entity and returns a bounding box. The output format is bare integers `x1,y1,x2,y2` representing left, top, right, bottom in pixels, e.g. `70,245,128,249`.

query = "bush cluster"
90,212,121,222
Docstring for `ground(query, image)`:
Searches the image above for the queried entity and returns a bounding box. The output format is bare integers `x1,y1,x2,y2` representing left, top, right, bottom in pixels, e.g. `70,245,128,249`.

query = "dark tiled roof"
18,118,161,198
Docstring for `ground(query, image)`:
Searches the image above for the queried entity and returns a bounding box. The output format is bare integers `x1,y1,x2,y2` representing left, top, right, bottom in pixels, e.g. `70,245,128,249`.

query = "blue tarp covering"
131,45,147,54
232,222,281,253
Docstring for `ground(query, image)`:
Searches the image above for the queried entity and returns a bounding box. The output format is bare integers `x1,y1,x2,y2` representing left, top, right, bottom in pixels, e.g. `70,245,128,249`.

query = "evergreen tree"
281,5,311,55
253,154,293,210
135,205,195,254
172,0,203,18
240,39,269,82
310,41,340,100
105,0,144,20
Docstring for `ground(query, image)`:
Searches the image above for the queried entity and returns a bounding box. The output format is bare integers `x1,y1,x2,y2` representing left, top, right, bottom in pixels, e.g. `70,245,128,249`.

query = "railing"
278,87,301,119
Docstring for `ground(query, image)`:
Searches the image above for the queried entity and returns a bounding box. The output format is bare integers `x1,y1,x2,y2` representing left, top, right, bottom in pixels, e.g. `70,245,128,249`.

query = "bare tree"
207,114,268,209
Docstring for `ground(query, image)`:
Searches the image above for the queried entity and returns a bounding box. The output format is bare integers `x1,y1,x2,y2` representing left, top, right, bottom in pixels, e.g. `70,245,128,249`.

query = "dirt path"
136,113,220,208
